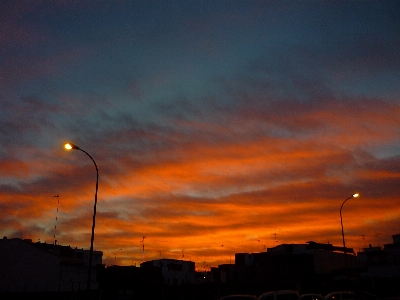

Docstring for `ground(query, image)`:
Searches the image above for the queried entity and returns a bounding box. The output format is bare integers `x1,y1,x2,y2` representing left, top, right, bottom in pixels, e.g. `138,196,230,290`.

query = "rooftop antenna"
361,235,366,248
53,195,59,245
117,248,122,263
182,249,185,259
140,236,146,262
375,233,382,247
271,228,281,246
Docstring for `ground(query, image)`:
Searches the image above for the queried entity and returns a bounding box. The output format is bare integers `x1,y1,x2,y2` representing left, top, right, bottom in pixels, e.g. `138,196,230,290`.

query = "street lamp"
65,142,99,291
340,193,359,275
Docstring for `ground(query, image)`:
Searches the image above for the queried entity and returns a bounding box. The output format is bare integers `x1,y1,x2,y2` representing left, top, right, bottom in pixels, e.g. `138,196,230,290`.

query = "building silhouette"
141,258,195,285
0,237,103,293
0,233,399,299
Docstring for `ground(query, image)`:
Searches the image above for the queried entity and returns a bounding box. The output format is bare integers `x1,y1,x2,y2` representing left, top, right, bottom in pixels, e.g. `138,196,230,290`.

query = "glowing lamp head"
353,193,359,198
64,142,79,150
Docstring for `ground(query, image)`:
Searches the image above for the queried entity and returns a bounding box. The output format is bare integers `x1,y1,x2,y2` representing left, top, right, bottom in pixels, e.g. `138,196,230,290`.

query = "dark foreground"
1,277,399,300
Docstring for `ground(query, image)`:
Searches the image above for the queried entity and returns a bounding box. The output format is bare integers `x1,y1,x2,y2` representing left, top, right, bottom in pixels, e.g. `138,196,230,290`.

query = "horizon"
4,234,397,270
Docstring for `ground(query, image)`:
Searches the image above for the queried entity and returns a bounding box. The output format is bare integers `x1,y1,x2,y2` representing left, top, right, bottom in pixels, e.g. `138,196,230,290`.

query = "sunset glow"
1,1,399,269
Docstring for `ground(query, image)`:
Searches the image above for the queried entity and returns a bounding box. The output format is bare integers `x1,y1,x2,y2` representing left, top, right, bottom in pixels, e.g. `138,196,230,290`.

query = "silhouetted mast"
271,228,281,246
53,195,59,245
140,236,146,262
375,232,382,247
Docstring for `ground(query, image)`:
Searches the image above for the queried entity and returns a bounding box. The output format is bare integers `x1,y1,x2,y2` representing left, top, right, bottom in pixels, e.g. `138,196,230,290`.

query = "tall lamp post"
65,142,99,291
340,193,359,275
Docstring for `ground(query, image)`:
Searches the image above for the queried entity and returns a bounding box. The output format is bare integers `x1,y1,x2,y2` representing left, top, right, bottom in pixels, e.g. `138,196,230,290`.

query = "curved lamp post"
340,193,359,275
65,142,99,291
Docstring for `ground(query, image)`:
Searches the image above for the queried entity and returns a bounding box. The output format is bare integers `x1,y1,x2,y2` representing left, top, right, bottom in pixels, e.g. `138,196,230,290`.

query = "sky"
1,0,400,269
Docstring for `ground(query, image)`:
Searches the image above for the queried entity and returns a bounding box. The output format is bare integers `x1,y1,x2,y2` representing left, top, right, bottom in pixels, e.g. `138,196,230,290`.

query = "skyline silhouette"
6,230,397,269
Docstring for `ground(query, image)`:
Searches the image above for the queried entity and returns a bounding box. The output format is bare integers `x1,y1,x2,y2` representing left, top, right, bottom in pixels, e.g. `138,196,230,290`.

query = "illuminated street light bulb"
64,142,79,150
353,193,359,198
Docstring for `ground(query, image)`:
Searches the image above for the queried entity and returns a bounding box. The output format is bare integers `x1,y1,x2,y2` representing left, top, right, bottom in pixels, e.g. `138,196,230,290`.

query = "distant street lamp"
65,142,99,291
340,193,359,274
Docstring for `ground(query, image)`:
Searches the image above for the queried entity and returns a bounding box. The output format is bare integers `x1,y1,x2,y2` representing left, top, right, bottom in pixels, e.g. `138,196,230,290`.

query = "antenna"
113,248,122,264
375,233,382,247
140,236,146,262
53,195,59,245
271,228,281,246
361,235,366,248
182,249,184,259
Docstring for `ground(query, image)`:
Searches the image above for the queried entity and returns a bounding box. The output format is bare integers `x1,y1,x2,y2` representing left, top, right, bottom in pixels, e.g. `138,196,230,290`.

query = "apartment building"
141,258,195,285
0,237,103,292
